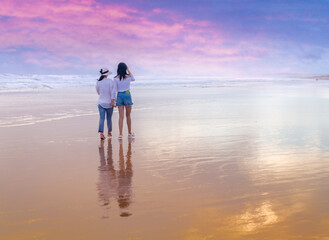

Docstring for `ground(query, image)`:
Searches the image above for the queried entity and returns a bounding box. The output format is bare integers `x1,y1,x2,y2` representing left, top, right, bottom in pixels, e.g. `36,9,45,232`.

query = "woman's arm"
127,67,135,81
111,79,117,107
109,79,113,99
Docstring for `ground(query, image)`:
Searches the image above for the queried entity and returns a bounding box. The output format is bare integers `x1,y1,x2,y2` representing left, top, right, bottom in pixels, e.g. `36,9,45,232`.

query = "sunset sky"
0,0,328,77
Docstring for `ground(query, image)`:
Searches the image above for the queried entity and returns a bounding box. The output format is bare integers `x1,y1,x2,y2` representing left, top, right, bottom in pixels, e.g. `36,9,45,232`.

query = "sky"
0,0,328,77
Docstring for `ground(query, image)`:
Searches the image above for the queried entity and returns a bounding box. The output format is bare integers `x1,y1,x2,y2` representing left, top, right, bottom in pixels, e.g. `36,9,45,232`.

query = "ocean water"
1,73,328,91
0,74,329,129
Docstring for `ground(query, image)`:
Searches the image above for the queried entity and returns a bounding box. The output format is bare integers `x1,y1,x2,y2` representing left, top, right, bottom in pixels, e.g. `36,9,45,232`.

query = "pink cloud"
152,8,164,14
184,19,210,27
0,0,266,75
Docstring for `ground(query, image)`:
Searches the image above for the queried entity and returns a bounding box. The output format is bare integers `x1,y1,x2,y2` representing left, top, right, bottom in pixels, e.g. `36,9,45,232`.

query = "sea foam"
0,73,327,91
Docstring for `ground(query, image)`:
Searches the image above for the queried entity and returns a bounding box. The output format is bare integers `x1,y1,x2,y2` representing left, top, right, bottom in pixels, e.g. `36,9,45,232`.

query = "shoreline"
312,75,329,80
1,76,329,93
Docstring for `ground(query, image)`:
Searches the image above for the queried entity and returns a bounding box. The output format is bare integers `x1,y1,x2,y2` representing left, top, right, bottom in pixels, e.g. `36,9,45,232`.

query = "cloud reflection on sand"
237,201,278,232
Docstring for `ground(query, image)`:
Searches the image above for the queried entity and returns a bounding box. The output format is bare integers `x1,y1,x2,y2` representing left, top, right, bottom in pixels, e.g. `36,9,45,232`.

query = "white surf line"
0,106,151,128
0,112,97,128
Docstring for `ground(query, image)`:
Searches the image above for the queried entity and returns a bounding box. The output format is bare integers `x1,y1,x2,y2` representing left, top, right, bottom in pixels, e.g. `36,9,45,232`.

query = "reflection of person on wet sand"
97,139,117,218
117,140,133,217
97,139,133,218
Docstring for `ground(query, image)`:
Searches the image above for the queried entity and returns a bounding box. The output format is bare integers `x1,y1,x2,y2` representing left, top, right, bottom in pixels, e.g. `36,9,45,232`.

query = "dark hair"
98,75,106,81
117,62,127,81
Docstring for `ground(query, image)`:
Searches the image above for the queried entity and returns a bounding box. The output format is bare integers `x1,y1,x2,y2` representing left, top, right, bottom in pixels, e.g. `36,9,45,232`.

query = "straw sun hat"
100,67,112,76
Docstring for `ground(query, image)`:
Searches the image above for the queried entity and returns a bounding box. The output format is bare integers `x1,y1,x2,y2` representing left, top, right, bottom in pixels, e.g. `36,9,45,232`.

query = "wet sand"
1,84,329,239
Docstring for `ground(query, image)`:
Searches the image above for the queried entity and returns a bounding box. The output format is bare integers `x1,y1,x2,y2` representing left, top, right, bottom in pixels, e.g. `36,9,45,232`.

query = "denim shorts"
116,91,133,106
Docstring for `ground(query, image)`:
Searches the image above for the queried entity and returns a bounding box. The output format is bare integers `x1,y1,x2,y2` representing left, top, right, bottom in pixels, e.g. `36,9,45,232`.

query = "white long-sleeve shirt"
96,77,114,108
111,75,135,100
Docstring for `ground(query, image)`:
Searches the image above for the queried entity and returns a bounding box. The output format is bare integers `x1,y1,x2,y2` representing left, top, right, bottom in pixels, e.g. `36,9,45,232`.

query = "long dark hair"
98,75,106,81
117,62,127,81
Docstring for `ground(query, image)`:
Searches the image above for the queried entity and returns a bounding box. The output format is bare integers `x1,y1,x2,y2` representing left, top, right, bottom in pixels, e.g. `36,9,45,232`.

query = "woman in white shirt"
111,63,135,139
96,68,114,140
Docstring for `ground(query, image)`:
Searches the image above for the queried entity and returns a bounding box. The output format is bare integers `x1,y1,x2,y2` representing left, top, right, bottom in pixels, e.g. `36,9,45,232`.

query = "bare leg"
118,106,125,136
125,106,132,134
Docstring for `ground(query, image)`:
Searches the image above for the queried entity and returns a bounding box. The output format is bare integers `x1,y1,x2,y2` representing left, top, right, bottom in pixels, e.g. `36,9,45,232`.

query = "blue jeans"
98,105,113,133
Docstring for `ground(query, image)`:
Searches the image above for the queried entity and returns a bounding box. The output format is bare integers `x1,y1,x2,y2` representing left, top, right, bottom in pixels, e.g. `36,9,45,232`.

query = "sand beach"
1,81,329,239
